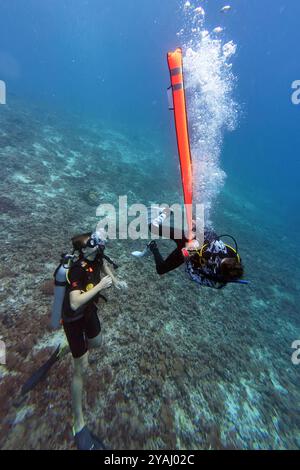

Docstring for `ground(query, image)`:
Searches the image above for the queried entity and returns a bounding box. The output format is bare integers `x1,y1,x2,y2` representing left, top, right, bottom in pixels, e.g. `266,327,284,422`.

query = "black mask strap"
102,253,119,270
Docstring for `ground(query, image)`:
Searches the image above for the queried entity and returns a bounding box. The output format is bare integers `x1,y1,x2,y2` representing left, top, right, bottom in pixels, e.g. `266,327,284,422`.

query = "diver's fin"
147,206,172,226
131,247,150,258
132,241,158,258
91,432,109,450
74,426,108,450
20,345,61,398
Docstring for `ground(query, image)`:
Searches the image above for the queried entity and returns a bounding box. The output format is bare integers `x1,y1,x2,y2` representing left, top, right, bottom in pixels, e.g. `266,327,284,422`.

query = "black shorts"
63,310,101,359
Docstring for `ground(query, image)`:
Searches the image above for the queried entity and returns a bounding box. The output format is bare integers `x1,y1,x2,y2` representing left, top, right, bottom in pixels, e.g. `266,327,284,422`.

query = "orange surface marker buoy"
167,48,193,240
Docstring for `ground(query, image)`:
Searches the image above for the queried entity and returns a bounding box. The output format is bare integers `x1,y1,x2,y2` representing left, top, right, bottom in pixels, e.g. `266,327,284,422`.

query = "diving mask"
85,232,106,250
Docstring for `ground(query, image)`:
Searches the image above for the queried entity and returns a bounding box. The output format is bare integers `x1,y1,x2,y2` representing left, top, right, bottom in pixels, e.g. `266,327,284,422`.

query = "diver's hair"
220,257,244,282
71,232,92,251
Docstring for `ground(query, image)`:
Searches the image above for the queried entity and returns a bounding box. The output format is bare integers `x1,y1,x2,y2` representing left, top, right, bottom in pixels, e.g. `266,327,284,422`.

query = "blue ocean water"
0,0,300,450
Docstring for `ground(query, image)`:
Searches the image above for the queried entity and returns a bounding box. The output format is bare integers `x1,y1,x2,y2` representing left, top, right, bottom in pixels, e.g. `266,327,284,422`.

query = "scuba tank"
51,253,75,329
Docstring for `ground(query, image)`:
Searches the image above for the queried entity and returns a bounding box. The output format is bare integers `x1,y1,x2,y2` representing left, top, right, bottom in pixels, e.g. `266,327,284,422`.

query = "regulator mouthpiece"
86,232,106,250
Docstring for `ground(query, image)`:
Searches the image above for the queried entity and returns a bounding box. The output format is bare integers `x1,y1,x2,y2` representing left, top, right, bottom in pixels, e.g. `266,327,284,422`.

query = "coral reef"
0,98,300,450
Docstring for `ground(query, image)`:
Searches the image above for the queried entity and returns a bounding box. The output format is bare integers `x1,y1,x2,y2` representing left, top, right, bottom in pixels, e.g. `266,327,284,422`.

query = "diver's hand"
114,280,128,290
98,276,113,291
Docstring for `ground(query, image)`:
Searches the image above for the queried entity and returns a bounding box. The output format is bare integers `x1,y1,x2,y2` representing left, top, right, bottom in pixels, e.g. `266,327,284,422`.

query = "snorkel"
229,279,250,285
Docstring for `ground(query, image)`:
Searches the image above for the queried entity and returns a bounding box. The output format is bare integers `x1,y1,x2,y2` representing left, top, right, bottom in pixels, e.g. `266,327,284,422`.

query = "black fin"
74,426,108,450
20,345,61,397
90,432,108,450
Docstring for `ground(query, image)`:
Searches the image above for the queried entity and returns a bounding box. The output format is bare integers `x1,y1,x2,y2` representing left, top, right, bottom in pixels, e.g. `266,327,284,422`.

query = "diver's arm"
70,276,112,311
103,261,127,289
103,262,117,284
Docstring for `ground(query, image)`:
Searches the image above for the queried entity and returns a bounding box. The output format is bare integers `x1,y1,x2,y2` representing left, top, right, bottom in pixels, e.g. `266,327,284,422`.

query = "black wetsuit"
149,224,188,274
62,257,103,358
149,223,230,289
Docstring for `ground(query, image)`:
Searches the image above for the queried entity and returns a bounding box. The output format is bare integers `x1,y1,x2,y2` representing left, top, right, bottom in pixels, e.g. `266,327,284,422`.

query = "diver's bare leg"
72,352,89,433
88,331,103,350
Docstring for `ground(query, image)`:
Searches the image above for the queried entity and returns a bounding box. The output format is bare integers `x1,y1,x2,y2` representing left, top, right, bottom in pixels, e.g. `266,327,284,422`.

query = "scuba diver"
133,207,245,289
18,230,127,450
161,48,247,288
59,230,127,450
